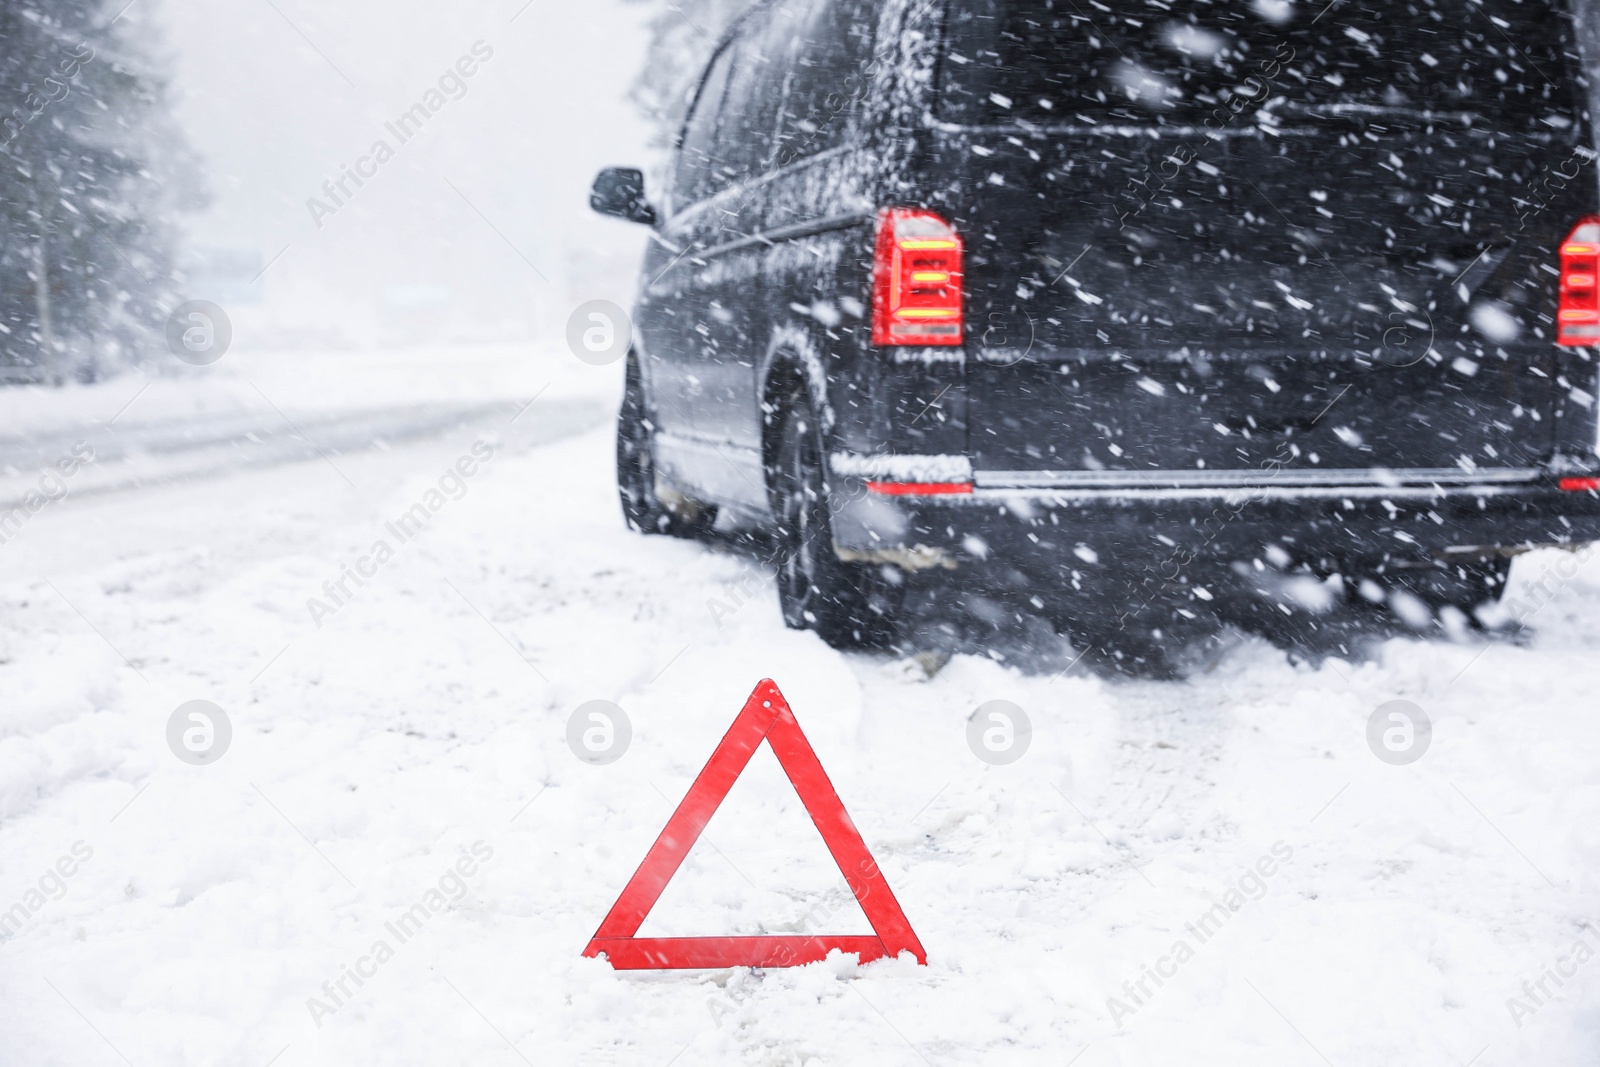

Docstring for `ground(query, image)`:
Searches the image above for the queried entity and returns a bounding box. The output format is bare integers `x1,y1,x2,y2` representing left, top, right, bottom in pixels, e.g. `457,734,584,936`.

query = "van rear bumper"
829,474,1600,587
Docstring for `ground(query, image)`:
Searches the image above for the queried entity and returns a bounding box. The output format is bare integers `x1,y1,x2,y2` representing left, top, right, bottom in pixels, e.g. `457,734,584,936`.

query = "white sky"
150,0,661,346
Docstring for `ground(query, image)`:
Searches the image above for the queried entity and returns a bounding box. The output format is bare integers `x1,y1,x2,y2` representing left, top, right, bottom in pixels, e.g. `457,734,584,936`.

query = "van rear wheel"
770,396,897,650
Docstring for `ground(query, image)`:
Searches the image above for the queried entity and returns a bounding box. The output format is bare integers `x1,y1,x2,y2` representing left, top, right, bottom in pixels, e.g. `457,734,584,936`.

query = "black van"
592,0,1600,661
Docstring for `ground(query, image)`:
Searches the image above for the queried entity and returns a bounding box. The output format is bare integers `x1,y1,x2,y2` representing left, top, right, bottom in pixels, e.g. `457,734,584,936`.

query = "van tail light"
1558,216,1600,345
866,480,973,496
1560,476,1600,492
872,208,963,346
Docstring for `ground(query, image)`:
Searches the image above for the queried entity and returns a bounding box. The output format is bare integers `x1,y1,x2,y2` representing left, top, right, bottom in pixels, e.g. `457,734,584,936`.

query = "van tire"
769,393,897,650
617,352,716,538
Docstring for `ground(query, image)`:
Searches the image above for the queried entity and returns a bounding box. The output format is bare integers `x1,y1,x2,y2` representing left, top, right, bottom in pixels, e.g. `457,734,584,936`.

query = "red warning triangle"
583,679,926,969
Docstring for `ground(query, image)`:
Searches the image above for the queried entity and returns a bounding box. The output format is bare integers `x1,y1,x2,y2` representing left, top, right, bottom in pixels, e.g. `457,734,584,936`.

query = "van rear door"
933,0,1596,482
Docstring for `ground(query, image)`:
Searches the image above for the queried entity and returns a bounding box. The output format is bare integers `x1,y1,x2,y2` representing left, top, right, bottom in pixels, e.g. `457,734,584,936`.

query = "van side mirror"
590,168,656,225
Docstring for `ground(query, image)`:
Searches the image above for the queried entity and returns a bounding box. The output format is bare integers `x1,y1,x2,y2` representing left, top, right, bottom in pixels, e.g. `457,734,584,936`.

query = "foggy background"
30,0,1600,361
160,0,658,350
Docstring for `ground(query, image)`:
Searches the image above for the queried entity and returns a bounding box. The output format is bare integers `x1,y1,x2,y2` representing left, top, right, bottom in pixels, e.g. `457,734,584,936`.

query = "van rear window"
937,0,1582,127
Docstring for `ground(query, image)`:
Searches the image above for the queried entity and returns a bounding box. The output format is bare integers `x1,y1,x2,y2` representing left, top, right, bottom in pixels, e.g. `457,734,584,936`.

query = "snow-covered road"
3,345,1599,1066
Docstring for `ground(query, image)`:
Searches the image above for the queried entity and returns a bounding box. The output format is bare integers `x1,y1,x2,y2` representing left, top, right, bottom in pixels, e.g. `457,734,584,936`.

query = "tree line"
0,0,194,384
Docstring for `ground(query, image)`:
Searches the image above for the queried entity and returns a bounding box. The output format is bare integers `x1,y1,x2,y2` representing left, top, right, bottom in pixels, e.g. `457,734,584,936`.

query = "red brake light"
865,481,973,496
1558,216,1600,346
1559,476,1600,492
872,208,963,346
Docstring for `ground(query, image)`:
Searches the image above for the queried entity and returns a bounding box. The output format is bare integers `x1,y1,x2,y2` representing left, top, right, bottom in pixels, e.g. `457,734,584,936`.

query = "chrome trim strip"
691,210,874,264
663,145,854,227
974,467,1541,490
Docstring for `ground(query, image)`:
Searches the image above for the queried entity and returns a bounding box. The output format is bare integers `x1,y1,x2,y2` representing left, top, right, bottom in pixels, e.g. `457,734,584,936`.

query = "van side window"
718,10,794,182
771,0,877,167
674,42,736,207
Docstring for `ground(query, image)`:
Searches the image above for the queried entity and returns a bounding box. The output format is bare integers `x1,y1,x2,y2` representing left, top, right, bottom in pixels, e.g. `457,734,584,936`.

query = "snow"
3,346,1600,1065
0,347,604,506
830,451,972,483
